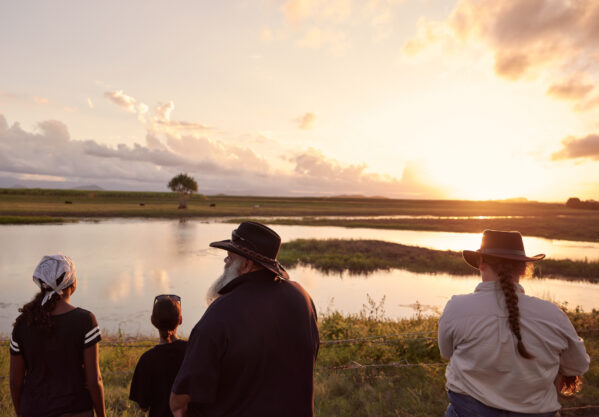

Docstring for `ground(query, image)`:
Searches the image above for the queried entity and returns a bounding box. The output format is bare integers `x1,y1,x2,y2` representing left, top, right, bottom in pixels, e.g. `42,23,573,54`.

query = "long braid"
485,256,534,359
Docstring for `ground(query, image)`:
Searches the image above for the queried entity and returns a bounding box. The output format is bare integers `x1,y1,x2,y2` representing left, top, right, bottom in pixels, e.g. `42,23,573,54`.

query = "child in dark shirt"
130,295,187,417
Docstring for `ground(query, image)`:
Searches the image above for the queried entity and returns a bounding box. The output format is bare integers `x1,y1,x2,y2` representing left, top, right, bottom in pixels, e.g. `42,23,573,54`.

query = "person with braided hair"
9,255,105,417
438,230,590,416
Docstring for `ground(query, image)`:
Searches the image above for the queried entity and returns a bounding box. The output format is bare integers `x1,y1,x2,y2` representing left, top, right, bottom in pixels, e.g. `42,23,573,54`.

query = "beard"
206,256,245,306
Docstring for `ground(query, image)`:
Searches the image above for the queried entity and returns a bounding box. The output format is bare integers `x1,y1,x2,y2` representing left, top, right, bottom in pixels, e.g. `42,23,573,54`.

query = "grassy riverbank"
0,215,72,224
236,215,599,243
3,188,599,242
279,239,599,282
0,308,597,416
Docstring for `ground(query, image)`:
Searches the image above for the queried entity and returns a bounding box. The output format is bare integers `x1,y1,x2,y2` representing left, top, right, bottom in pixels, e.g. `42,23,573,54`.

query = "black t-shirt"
129,339,188,417
10,307,102,417
172,269,320,417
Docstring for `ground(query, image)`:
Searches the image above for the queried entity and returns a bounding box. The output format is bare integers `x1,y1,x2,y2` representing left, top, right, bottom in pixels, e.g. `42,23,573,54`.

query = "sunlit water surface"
0,219,597,336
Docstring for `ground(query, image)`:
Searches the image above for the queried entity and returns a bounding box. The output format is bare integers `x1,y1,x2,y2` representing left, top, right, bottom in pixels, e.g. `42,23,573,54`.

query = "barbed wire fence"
1,329,598,414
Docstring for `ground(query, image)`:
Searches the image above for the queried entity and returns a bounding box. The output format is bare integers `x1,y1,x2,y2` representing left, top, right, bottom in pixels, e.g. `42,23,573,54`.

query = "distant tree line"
566,197,599,210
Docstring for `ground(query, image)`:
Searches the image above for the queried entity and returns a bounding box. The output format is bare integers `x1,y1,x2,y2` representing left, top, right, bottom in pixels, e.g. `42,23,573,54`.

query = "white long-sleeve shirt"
438,281,590,413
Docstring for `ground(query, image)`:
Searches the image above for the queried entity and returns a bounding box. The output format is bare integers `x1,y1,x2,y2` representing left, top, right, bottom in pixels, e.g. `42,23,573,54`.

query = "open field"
2,188,598,241
279,239,599,282
0,308,597,416
0,188,592,217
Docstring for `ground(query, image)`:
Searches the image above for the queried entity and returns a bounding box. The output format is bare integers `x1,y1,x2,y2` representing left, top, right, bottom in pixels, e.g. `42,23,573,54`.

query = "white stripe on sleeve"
10,337,20,353
84,329,101,345
85,326,100,338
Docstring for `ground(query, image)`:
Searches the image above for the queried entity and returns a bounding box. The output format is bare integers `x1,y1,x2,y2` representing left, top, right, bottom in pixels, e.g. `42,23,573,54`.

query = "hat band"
230,241,278,266
480,248,526,257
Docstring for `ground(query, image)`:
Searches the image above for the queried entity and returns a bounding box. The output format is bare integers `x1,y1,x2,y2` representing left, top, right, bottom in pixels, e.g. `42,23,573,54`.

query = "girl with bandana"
9,255,106,417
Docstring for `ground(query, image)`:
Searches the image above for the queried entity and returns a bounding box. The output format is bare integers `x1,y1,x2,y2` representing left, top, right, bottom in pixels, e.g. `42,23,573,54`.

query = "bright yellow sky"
1,0,598,201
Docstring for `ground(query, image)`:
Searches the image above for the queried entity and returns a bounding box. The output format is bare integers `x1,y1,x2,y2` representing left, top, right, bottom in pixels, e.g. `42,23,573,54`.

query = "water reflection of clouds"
2,220,599,335
105,267,171,302
107,271,133,302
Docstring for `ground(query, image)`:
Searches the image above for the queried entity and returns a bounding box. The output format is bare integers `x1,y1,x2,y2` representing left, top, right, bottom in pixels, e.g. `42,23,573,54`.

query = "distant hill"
75,184,104,191
11,184,27,189
497,197,529,203
331,194,389,199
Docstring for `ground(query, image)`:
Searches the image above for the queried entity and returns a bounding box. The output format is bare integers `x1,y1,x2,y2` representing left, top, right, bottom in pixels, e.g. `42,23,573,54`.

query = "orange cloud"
552,134,599,161
104,90,138,113
296,112,316,130
547,79,594,101
404,0,599,109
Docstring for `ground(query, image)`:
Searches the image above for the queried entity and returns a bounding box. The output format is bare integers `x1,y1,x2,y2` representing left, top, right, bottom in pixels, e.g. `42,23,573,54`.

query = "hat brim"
210,240,289,279
463,250,545,270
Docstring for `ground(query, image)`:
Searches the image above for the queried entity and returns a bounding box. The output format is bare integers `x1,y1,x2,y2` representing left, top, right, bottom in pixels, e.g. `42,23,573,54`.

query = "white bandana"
32,255,77,306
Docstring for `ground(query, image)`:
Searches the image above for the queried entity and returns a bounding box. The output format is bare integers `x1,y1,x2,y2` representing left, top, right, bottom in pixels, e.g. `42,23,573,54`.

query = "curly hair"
482,255,534,359
14,285,64,333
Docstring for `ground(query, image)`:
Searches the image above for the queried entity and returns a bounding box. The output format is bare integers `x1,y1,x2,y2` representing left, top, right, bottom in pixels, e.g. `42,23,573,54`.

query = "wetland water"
1,219,598,336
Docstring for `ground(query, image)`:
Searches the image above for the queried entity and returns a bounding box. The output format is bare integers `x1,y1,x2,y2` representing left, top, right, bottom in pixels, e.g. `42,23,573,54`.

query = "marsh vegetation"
279,239,599,282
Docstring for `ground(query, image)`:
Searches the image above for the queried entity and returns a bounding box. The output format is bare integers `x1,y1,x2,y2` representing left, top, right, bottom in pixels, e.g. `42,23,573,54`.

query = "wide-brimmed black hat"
463,229,545,270
210,221,288,278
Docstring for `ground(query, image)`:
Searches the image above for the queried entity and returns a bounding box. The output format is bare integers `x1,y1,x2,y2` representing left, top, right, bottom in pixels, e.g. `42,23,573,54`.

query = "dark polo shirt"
172,269,320,417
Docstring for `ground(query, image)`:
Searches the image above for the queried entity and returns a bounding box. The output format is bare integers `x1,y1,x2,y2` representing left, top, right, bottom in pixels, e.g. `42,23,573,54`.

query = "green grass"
0,216,74,224
1,305,597,416
279,239,599,282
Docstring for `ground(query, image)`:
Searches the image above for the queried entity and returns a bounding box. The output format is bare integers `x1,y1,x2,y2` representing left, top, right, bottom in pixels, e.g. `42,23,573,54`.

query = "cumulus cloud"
552,134,599,161
289,148,440,197
0,113,443,198
155,101,174,122
104,90,137,112
547,78,594,100
104,90,149,119
296,112,316,129
150,101,212,133
403,0,599,110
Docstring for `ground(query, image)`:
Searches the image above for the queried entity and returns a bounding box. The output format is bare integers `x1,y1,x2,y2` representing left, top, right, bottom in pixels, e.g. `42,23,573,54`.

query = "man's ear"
241,258,259,274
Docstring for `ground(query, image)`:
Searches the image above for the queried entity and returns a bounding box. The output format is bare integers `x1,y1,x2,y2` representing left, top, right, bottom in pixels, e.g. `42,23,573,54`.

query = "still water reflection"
0,219,597,336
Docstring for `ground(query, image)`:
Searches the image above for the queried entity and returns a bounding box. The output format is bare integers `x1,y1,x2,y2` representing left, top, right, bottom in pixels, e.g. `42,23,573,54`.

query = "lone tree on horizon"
168,173,198,209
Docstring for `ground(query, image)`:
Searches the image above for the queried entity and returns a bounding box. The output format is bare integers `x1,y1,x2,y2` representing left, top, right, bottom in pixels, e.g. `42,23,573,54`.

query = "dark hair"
151,298,181,332
14,286,63,333
481,255,534,359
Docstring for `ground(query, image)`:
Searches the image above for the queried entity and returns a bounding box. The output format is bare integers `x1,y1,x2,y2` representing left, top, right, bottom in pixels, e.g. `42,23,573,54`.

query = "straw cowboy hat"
463,229,545,270
210,221,289,279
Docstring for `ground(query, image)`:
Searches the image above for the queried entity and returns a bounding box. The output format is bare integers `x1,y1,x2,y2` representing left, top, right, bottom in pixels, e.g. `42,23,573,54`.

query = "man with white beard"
204,252,245,306
170,221,320,417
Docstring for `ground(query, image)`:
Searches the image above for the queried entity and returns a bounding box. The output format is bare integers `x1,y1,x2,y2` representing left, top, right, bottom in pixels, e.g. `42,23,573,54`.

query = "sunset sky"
1,0,599,201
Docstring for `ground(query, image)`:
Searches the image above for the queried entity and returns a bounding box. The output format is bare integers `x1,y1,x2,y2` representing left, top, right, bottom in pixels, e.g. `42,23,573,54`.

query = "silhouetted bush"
565,197,599,210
